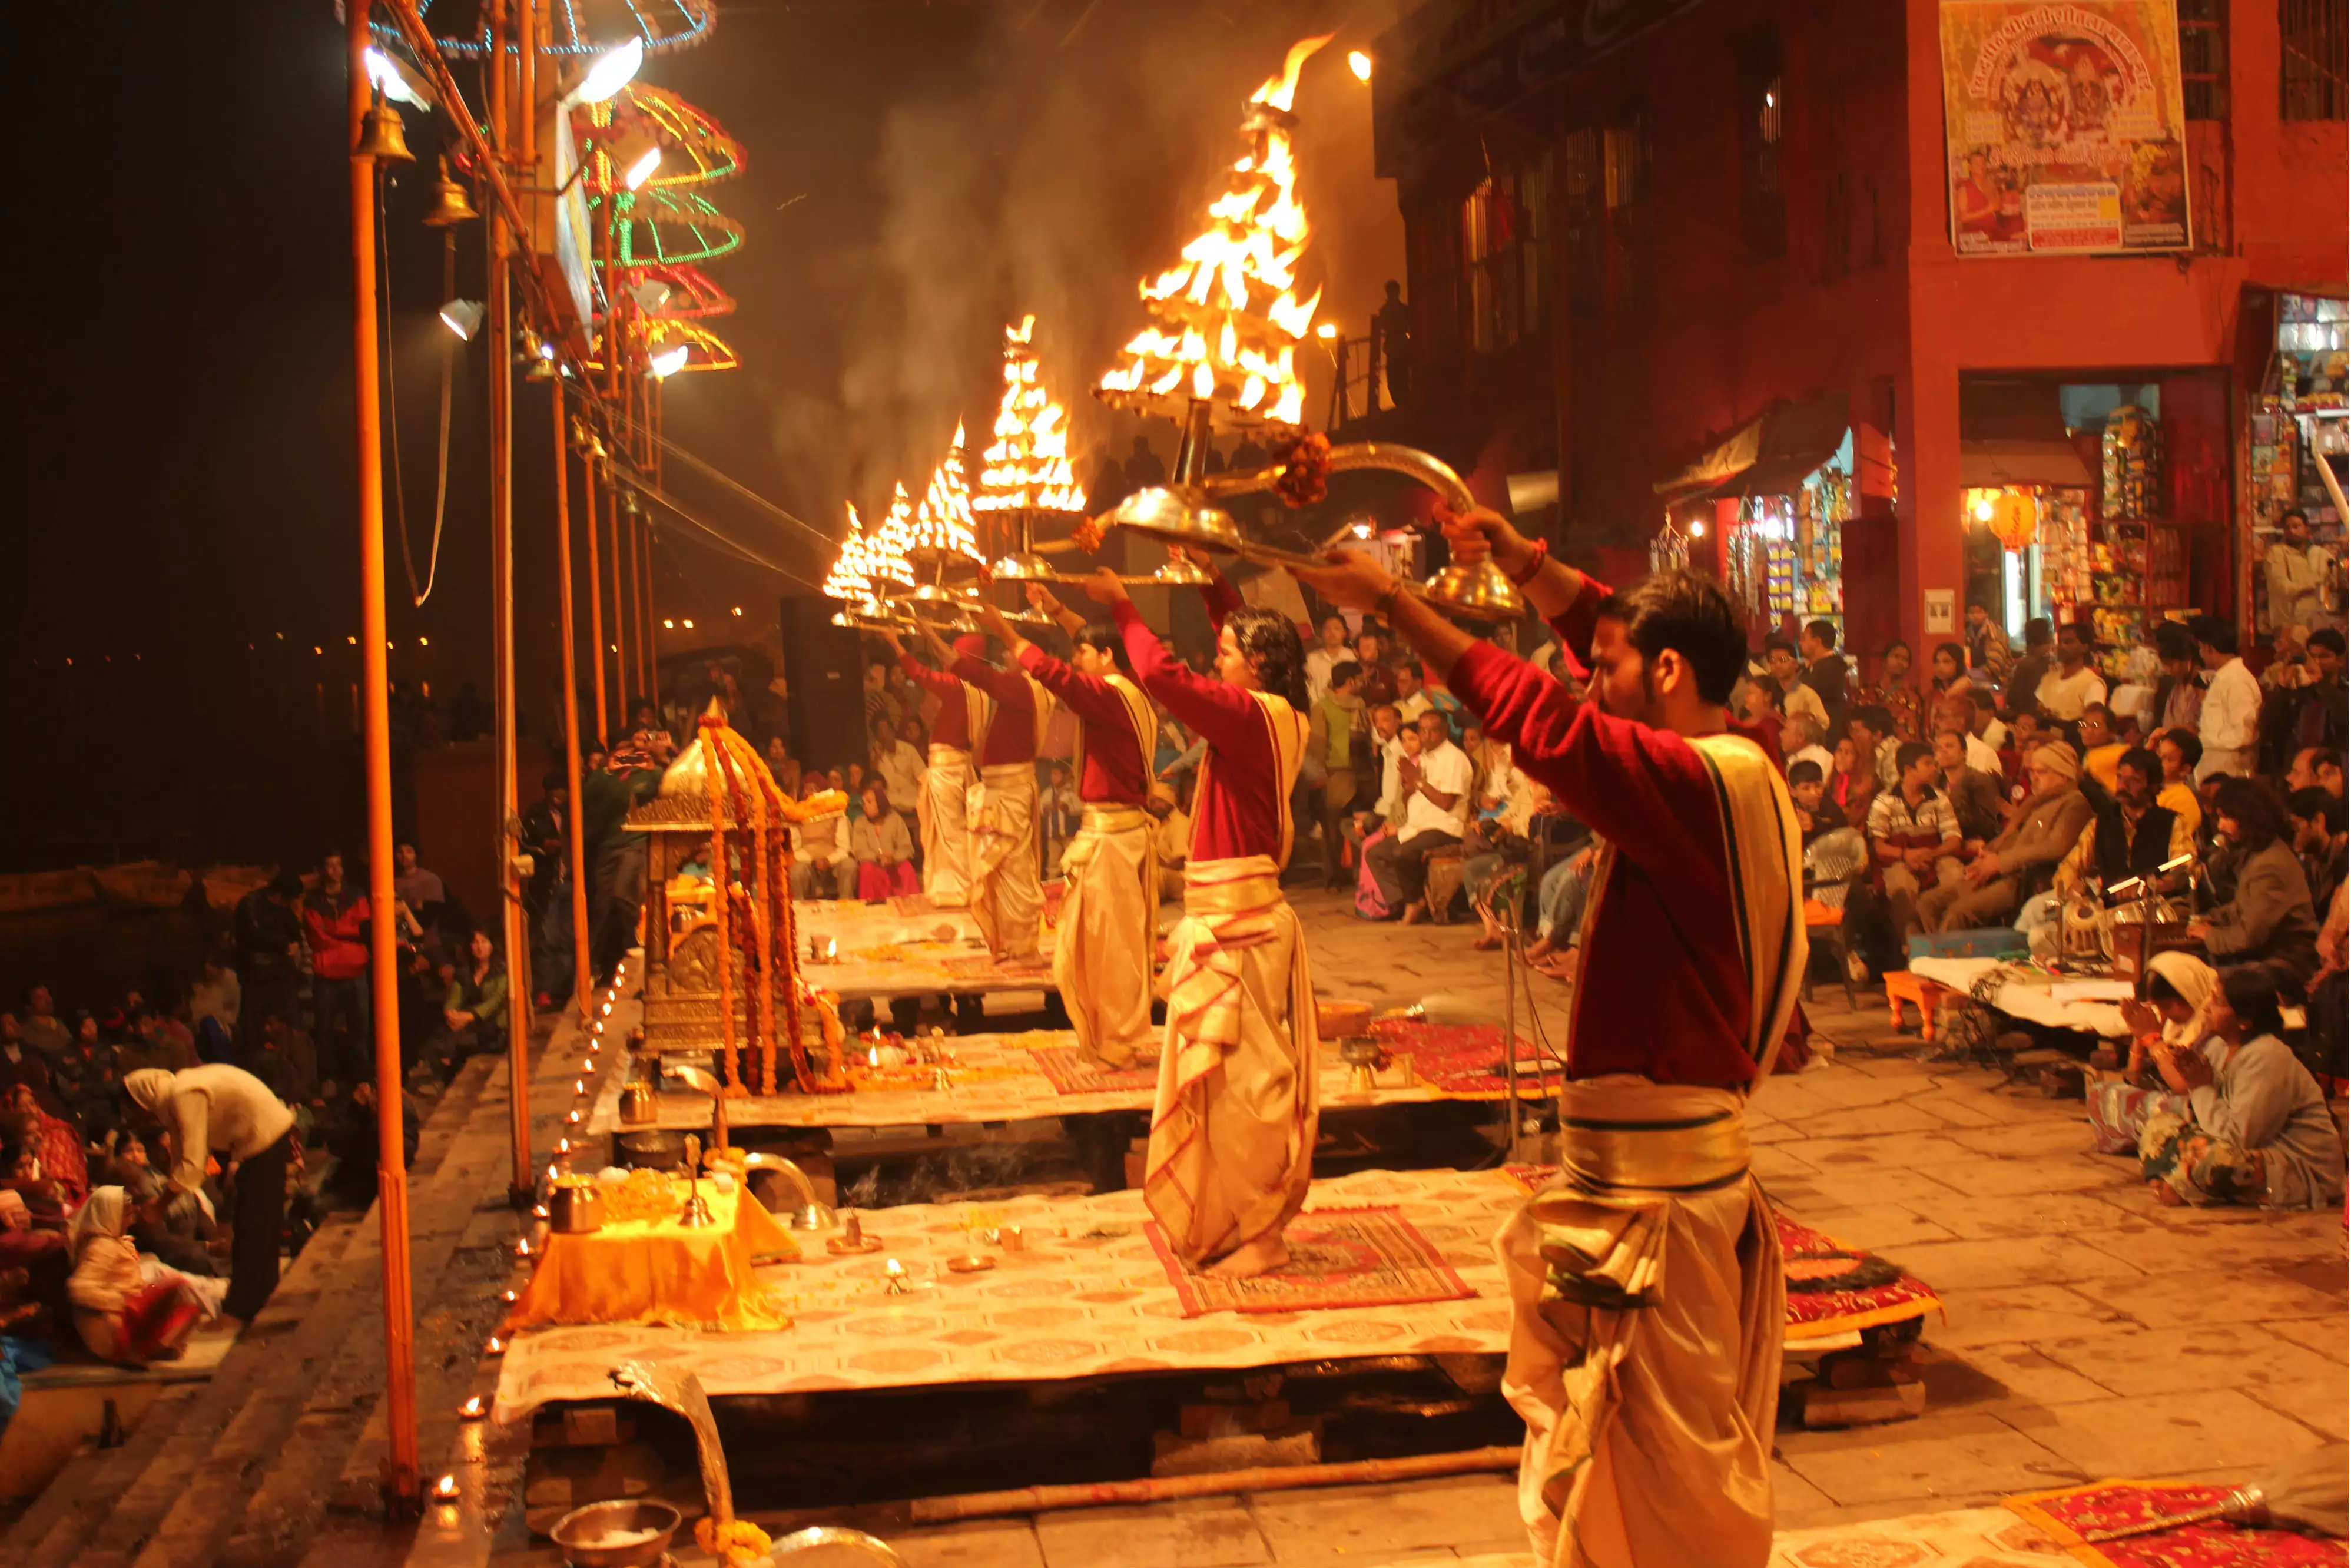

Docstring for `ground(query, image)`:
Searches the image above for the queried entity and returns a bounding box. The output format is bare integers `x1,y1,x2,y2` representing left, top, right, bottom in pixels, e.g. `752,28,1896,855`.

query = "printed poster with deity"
1938,0,2192,257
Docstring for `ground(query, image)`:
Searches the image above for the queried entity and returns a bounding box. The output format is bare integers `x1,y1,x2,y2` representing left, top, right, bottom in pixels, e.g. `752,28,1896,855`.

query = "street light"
440,299,486,341
562,37,644,108
611,125,662,191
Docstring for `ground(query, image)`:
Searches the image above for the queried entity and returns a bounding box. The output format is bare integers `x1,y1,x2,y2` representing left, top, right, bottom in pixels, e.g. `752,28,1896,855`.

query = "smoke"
757,0,1404,531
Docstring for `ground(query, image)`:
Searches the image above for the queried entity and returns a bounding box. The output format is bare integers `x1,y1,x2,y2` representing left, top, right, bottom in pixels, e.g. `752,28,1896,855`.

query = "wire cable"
647,430,837,550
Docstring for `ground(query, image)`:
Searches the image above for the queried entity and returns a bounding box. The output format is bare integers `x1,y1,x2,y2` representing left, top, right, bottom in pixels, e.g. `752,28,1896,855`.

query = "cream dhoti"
1143,856,1319,1266
1055,804,1159,1066
918,743,975,907
1496,1077,1783,1568
969,760,1044,961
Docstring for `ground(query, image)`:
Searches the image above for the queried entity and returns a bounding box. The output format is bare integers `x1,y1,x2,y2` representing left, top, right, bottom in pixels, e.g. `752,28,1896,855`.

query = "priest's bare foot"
1401,902,1428,925
1524,934,1555,963
1206,1237,1289,1278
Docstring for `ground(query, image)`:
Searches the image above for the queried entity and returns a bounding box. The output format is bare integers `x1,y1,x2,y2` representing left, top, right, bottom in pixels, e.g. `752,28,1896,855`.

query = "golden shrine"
628,705,848,1094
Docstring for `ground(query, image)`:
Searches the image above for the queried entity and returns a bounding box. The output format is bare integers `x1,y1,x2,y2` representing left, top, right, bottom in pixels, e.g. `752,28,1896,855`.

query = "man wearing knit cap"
884,628,989,907
1918,741,2094,932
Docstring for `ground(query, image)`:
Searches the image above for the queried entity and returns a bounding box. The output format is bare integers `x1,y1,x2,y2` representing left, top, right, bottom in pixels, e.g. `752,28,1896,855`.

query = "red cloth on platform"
1447,574,1770,1089
1018,646,1148,805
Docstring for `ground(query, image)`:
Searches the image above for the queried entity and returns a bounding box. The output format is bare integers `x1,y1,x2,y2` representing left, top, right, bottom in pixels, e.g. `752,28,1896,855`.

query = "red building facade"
1368,0,2346,677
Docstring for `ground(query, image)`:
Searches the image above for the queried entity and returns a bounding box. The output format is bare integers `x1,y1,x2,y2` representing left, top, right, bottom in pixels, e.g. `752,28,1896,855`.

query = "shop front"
2241,290,2348,641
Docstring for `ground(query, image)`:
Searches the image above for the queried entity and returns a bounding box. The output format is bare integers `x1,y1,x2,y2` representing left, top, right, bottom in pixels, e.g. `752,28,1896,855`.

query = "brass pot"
618,1079,655,1128
548,1185,607,1235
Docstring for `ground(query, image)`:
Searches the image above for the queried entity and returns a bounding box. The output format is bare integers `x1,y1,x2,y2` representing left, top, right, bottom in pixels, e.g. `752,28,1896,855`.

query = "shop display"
2246,293,2347,634
1723,455,1850,637
2075,405,2187,674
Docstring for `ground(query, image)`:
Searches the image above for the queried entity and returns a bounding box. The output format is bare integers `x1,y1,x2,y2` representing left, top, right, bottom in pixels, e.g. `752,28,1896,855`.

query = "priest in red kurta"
973,591,1160,1066
888,629,982,908
1298,512,1805,1568
911,620,1052,962
1077,564,1316,1280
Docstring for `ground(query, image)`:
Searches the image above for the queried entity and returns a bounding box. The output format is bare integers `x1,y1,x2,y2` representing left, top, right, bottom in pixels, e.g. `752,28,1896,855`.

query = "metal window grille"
2281,0,2347,119
2178,0,2228,120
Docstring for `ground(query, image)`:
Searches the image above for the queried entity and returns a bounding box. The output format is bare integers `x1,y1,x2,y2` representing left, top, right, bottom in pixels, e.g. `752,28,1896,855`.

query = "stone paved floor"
861,887,2348,1568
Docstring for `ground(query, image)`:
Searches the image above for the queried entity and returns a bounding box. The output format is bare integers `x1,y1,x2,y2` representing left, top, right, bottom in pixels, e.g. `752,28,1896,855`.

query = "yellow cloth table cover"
509,1185,797,1330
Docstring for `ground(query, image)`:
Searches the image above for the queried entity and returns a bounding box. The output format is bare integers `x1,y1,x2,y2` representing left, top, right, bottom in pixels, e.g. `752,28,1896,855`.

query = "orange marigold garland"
1272,430,1331,509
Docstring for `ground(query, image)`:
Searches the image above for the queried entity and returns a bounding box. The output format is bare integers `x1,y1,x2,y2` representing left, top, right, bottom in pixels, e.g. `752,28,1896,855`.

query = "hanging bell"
420,157,478,226
354,92,415,165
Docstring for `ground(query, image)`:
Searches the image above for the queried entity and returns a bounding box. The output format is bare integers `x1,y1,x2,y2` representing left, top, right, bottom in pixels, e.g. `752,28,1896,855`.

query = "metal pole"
487,0,534,1204
553,387,595,1025
346,0,420,1513
582,439,608,749
1500,904,1518,1164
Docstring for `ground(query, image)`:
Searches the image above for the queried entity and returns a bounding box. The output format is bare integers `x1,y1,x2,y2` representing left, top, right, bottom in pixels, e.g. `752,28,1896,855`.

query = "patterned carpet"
1146,1206,1476,1317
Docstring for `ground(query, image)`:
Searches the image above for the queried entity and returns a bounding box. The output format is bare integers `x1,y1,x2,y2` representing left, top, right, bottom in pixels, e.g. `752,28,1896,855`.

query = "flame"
1097,35,1331,432
823,501,875,602
865,485,917,587
974,316,1089,517
903,426,982,561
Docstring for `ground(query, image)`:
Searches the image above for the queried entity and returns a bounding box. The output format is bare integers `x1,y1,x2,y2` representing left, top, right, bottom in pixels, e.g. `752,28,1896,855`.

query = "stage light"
1689,521,1706,538
1347,50,1372,81
630,280,674,314
564,37,644,108
364,46,436,110
1315,323,1337,340
648,343,689,379
439,300,486,342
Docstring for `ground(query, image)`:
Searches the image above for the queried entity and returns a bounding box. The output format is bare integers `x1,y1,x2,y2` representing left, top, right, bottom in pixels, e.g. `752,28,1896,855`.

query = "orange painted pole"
487,0,533,1204
552,387,595,1024
346,0,421,1513
581,430,608,748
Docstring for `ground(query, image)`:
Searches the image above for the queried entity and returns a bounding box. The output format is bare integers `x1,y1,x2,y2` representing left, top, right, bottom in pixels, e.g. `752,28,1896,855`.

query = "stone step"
0,1383,203,1568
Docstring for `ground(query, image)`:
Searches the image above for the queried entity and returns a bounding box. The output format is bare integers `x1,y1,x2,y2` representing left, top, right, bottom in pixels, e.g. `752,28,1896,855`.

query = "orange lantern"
1986,490,2038,552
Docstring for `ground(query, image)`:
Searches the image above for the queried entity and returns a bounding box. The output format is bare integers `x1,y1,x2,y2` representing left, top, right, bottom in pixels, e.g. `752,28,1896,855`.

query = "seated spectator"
790,775,857,900
1353,717,1422,919
187,949,240,1044
1934,728,2006,849
2288,787,2346,914
1858,639,1926,741
52,1015,122,1146
851,784,920,900
2075,704,2125,791
1863,741,1964,954
0,1016,61,1119
1781,710,1833,781
2190,778,2320,1010
1928,641,1972,700
871,718,924,820
1366,711,1472,924
1038,761,1082,877
2024,747,2194,947
1826,736,1878,831
764,735,804,801
436,930,509,1083
1148,780,1190,903
392,842,445,911
326,1080,419,1208
2153,727,2206,837
65,1188,223,1365
3,1086,84,1206
1849,705,1900,790
1920,742,2091,932
2089,955,2342,1209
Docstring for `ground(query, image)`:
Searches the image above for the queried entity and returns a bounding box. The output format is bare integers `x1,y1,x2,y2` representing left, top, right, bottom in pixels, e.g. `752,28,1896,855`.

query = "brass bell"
420,157,478,226
354,92,415,165
1420,557,1525,621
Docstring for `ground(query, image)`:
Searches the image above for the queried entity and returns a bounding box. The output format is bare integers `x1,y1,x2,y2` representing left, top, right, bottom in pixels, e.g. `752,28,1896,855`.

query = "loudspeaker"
778,594,869,776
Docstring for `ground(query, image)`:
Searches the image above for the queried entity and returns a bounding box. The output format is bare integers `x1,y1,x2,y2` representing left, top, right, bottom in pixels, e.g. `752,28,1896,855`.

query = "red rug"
1030,1046,1159,1096
2007,1480,2347,1567
1502,1167,1941,1340
1145,1206,1475,1318
1366,1019,1564,1099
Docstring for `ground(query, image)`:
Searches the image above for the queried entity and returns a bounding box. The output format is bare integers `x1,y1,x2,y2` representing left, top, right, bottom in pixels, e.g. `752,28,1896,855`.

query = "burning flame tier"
1097,34,1332,433
903,423,983,563
976,317,1087,519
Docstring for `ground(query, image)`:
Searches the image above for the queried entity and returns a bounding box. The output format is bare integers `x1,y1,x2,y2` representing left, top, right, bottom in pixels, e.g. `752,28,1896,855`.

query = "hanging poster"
1939,0,2192,256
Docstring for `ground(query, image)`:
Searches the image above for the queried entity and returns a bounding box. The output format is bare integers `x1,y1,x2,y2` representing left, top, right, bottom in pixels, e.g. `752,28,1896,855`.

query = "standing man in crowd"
1305,659,1370,890
2265,509,2335,632
303,851,369,1090
231,873,304,1049
2195,614,2262,780
2035,621,2108,721
1799,618,1849,740
1299,510,1803,1568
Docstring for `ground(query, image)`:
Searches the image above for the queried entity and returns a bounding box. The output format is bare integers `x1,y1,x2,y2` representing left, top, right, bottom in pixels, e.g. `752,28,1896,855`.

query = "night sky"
5,0,1400,869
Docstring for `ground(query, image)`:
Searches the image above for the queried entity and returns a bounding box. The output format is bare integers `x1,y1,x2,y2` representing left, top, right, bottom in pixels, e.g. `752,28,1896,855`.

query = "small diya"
827,1212,885,1255
944,1254,995,1274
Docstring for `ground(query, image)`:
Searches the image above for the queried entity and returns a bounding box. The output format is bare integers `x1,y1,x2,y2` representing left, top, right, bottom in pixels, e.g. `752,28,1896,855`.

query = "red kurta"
1447,575,1768,1089
950,655,1042,766
900,654,971,751
1018,645,1147,805
1115,587,1282,861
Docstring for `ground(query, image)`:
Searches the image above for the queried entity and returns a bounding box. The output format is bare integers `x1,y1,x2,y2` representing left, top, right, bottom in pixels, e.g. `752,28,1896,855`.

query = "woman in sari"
850,784,920,901
2088,952,2343,1207
4,1086,84,1205
65,1188,222,1364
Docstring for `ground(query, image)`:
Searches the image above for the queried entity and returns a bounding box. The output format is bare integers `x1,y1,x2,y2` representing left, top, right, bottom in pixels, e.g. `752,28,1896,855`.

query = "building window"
1459,151,1554,353
1736,32,1786,260
2177,0,2227,119
2281,0,2347,119
1560,130,1603,319
1407,207,1460,365
1606,114,1654,322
